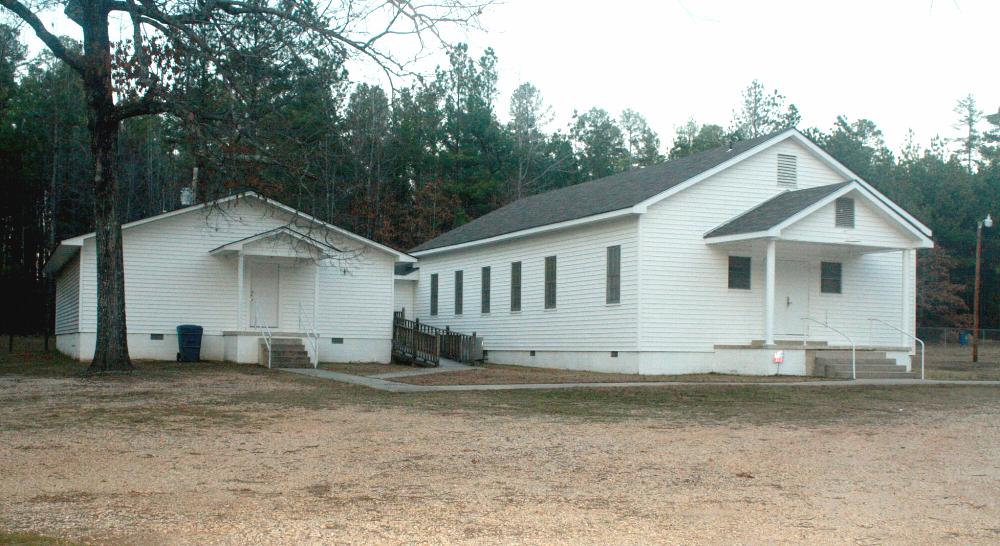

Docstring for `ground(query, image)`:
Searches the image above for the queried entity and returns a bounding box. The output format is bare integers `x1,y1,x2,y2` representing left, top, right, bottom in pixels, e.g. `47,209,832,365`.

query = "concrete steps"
817,353,916,379
261,338,312,368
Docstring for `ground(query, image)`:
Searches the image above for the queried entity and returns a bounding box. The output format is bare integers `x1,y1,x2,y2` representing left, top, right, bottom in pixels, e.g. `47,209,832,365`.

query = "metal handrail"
298,302,320,368
252,299,273,369
802,317,856,379
869,318,925,380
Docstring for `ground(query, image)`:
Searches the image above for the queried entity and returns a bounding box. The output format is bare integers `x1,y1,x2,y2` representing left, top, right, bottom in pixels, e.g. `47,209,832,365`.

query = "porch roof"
706,182,850,238
208,227,341,257
704,181,933,249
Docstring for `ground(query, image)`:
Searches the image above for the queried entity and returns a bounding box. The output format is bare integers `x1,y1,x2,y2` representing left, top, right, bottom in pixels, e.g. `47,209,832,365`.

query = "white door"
775,260,810,336
249,262,280,328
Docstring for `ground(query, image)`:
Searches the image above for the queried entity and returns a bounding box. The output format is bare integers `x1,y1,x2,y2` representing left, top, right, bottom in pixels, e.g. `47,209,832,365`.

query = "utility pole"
973,213,993,362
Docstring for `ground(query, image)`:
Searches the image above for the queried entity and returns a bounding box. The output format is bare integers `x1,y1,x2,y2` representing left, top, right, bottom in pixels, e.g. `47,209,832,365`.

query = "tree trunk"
83,0,132,373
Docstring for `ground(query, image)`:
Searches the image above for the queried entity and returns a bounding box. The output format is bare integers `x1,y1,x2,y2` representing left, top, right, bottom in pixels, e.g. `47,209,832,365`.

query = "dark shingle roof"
410,130,793,253
704,182,852,238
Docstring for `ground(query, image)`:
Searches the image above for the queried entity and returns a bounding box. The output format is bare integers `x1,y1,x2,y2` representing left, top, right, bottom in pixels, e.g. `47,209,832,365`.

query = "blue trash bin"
959,331,971,346
176,325,204,362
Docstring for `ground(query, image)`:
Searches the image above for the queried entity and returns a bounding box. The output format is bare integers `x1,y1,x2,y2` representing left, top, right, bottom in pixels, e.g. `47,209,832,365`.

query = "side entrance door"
774,260,810,336
248,262,280,328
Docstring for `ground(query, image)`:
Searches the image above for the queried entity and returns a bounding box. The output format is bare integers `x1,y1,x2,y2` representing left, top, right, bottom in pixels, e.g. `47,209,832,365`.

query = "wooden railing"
391,309,483,366
392,315,440,367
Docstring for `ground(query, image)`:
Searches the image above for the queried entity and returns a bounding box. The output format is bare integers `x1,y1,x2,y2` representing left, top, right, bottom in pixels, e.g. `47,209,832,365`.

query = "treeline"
1,26,997,334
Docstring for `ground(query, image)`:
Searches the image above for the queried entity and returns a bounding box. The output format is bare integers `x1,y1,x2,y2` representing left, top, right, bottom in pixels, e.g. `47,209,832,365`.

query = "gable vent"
835,197,855,228
777,154,797,188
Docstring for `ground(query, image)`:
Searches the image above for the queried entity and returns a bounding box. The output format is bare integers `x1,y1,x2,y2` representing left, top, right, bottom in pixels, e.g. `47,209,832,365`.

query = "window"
330,337,344,344
454,270,463,315
835,197,855,228
777,154,798,187
430,273,438,316
544,256,557,309
481,266,491,313
821,262,843,294
149,333,164,341
728,256,751,289
606,245,621,304
510,262,522,311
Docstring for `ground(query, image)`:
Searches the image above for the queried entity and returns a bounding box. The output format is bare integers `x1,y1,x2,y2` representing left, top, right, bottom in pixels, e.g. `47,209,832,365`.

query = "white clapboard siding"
76,197,394,339
394,280,416,315
781,190,914,248
637,138,909,351
414,216,639,351
54,254,80,334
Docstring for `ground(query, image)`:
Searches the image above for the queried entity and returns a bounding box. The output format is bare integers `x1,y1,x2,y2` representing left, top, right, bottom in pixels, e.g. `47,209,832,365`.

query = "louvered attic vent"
777,154,797,188
835,197,855,228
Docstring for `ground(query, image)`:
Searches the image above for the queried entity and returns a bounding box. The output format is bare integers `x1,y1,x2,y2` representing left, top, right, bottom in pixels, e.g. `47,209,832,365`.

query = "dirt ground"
2,355,1000,545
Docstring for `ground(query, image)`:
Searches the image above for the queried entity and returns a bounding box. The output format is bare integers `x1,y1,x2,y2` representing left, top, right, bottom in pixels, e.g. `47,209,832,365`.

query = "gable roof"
705,182,851,238
43,192,415,275
208,226,342,255
704,180,934,248
410,130,788,253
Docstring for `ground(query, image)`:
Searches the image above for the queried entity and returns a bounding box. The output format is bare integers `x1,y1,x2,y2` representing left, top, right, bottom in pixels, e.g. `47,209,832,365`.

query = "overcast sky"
11,0,999,152
464,0,999,151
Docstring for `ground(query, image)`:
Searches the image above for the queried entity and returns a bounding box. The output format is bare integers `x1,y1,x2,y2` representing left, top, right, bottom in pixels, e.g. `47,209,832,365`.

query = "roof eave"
410,207,640,257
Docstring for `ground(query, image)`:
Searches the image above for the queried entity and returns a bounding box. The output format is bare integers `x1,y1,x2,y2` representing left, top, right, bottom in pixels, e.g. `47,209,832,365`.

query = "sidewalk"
281,367,1000,393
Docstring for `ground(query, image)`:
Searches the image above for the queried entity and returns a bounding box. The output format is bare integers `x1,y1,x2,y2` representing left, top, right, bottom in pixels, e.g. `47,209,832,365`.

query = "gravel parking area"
2,356,999,545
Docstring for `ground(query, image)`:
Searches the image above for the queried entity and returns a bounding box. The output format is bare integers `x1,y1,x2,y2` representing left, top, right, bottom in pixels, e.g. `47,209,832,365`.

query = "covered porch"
705,180,934,352
210,227,336,366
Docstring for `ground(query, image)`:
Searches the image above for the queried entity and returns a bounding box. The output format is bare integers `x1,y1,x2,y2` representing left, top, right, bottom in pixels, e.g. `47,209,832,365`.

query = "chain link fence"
916,327,1000,346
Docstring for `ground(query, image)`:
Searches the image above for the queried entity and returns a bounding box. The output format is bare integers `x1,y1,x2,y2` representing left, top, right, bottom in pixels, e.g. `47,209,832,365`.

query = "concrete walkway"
369,358,476,379
280,368,1000,393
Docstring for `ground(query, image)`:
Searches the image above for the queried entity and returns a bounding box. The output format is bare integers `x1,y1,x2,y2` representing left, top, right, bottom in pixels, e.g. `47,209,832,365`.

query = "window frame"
430,273,438,316
454,270,463,315
820,261,843,294
510,261,522,312
544,256,557,309
481,266,491,314
606,245,621,304
728,256,752,290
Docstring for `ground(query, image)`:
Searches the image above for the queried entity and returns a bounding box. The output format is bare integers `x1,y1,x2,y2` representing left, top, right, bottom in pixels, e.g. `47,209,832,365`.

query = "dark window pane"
430,274,438,316
455,270,463,315
606,245,621,304
481,266,491,313
544,256,557,309
728,256,751,290
511,262,521,311
821,261,842,294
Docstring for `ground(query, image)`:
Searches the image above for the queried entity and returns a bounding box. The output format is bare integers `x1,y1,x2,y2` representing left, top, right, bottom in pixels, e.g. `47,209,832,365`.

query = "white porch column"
901,249,913,349
236,252,245,330
313,261,319,329
764,239,776,347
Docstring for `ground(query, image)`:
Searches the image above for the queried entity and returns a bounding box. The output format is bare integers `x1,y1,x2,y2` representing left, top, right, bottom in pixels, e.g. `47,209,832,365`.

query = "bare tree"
0,0,488,373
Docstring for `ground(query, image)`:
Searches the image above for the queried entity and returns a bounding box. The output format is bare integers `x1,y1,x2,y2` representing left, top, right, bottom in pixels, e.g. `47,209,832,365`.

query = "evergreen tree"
730,80,800,139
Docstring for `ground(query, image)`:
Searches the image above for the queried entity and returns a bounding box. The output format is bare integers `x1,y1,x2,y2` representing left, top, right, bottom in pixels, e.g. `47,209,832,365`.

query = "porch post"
901,249,913,348
313,261,319,330
764,239,776,347
237,252,245,331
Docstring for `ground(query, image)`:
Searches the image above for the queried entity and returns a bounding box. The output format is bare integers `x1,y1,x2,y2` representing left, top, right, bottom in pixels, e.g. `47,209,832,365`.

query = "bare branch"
0,0,85,74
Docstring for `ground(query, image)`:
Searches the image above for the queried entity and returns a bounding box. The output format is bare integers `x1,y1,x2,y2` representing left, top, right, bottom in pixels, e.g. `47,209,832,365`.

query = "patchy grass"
392,363,835,386
0,530,81,545
2,349,999,428
923,343,1000,380
319,361,420,376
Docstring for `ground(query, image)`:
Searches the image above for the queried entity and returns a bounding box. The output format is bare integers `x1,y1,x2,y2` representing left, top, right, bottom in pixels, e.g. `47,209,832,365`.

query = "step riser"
260,338,311,368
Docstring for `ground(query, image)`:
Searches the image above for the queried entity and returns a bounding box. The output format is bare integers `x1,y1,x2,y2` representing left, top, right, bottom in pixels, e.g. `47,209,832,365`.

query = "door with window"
774,260,810,336
248,262,280,328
